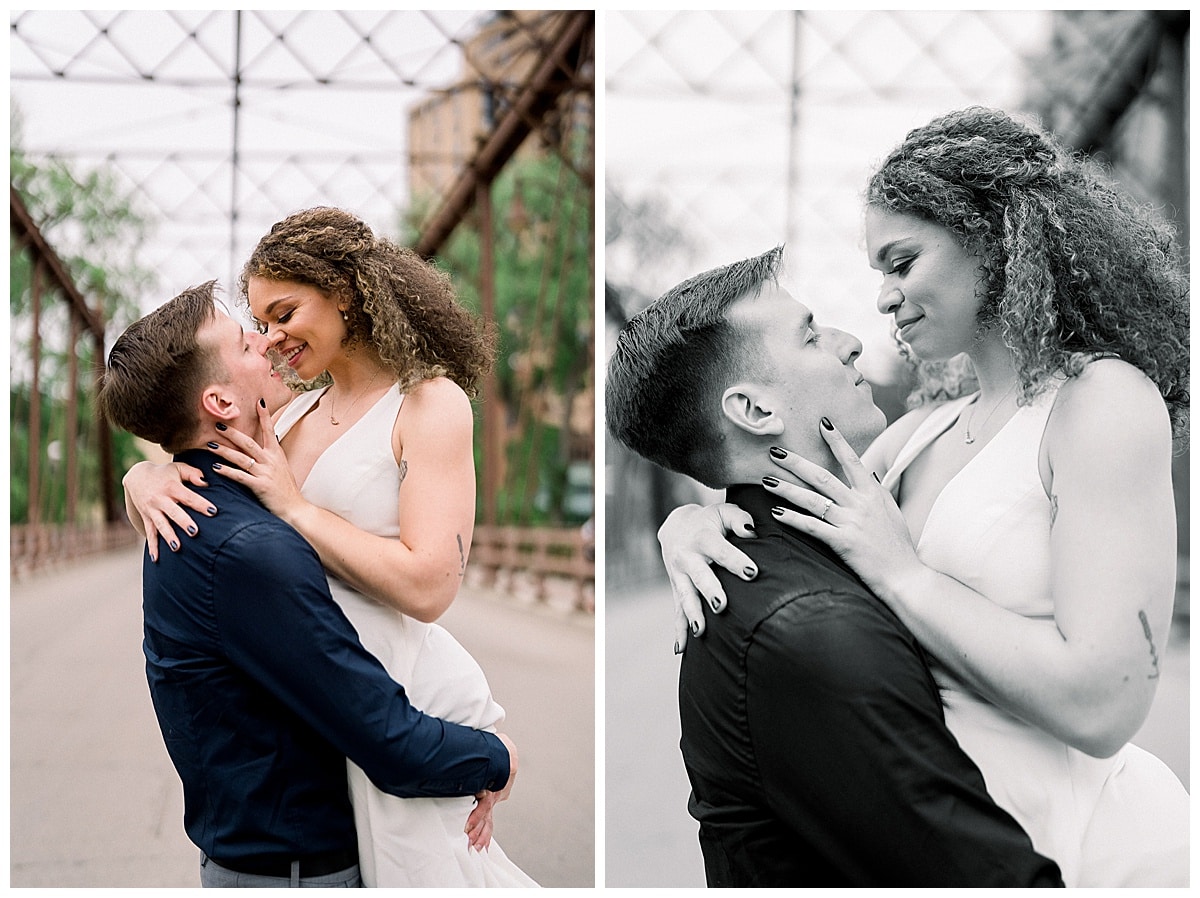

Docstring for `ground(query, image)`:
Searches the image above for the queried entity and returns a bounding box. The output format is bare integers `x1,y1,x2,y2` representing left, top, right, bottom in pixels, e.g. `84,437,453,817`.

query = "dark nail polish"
873,472,881,483
762,476,779,488
674,641,682,656
821,416,834,431
745,522,756,532
215,422,227,431
212,463,222,470
690,621,700,636
170,540,179,551
771,506,785,517
187,525,197,536
206,442,219,450
769,446,787,459
259,398,266,409
207,507,217,516
743,566,757,579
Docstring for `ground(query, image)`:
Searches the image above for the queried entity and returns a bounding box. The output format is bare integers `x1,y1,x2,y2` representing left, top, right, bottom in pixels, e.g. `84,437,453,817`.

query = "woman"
124,207,537,887
658,108,1189,886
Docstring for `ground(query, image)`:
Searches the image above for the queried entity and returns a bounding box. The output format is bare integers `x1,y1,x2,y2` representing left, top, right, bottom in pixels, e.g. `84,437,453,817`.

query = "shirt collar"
725,483,803,540
175,447,222,475
173,448,256,501
724,482,848,570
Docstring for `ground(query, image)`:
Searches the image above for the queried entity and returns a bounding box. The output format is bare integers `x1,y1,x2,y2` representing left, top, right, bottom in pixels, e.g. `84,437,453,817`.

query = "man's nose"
249,330,272,354
826,327,862,365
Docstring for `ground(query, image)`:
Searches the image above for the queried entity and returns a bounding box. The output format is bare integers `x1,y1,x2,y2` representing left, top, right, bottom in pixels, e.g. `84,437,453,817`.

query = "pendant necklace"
963,382,1018,445
328,368,383,426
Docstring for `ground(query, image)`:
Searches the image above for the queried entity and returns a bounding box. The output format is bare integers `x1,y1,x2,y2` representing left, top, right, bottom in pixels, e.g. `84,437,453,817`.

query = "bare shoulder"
862,403,941,473
1050,358,1168,437
395,377,474,455
1046,358,1171,466
403,376,471,416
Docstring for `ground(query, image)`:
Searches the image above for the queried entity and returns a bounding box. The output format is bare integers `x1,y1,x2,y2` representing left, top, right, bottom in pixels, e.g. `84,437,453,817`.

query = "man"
605,247,1063,886
97,282,514,887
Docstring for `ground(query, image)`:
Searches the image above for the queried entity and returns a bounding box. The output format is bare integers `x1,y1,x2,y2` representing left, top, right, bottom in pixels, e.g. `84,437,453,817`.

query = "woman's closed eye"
253,310,292,334
888,257,914,276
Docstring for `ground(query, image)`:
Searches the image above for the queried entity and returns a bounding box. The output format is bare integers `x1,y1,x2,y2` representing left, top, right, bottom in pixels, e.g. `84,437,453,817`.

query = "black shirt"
677,484,1062,887
142,449,510,863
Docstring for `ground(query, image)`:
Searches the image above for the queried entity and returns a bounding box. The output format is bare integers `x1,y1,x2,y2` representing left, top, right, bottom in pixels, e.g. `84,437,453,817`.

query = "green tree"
413,151,593,525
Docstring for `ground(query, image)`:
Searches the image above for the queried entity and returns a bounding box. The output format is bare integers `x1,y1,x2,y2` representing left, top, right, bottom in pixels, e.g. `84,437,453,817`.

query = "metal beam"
11,184,120,523
10,186,105,339
413,10,592,259
1072,10,1190,154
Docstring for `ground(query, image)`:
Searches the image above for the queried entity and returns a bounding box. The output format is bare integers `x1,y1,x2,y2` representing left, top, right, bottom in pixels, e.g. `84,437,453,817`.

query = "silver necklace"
328,368,383,426
963,382,1018,445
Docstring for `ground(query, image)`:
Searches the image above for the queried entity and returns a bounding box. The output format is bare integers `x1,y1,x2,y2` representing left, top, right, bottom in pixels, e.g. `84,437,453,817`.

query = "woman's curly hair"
239,206,496,396
867,106,1189,449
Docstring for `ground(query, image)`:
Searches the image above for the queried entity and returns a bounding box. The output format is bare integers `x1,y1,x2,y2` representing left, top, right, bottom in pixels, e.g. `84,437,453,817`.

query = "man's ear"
721,384,784,436
199,384,240,423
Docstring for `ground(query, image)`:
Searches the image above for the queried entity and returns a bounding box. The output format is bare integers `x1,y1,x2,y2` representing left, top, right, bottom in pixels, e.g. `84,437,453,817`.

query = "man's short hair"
606,246,784,487
97,281,226,453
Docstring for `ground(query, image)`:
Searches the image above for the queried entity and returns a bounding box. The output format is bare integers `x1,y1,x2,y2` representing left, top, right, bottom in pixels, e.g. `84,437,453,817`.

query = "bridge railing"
468,524,594,612
11,186,123,579
10,522,141,580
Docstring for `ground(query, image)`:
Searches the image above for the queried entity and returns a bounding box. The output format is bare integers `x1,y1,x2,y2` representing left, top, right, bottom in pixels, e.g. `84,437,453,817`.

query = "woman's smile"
249,276,350,379
283,342,308,368
896,315,924,342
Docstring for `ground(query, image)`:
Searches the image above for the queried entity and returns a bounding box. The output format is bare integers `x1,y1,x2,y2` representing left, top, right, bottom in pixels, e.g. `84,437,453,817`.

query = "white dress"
276,384,538,888
881,384,1189,887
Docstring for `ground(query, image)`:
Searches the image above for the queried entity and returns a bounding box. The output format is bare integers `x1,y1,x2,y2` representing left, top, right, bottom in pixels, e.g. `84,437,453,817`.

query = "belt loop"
290,859,300,887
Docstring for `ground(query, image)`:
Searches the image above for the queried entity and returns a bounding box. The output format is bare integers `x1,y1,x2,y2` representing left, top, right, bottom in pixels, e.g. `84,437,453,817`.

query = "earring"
340,309,348,321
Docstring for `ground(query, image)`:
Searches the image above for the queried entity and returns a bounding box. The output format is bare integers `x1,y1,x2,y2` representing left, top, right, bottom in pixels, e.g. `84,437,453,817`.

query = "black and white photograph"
605,9,1189,889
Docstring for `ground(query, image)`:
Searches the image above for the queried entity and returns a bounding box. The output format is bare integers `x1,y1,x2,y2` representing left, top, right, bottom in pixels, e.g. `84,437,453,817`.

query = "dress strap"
880,395,976,495
274,385,329,441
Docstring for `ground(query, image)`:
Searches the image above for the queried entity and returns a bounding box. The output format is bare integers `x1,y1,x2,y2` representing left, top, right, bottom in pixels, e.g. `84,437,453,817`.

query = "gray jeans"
200,853,361,888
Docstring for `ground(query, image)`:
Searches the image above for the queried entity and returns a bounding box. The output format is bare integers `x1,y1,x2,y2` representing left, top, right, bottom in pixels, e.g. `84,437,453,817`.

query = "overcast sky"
13,8,1055,381
11,10,489,318
604,10,1053,384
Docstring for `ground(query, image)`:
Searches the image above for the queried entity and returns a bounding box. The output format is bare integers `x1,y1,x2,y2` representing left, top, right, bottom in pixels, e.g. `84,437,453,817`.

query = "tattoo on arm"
1138,610,1161,679
457,533,466,577
1049,493,1059,527
398,459,408,488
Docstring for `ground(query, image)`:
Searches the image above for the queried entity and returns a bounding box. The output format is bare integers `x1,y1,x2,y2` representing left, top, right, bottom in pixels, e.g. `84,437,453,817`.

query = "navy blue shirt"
678,485,1062,887
142,449,510,863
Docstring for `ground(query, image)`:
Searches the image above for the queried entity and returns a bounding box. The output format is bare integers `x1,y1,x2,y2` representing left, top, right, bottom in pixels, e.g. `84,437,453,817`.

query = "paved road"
605,580,1191,888
11,546,595,888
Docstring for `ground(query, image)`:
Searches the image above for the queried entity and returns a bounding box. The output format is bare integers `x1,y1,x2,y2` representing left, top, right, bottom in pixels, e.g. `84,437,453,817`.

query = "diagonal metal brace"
10,185,106,340
413,10,593,259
